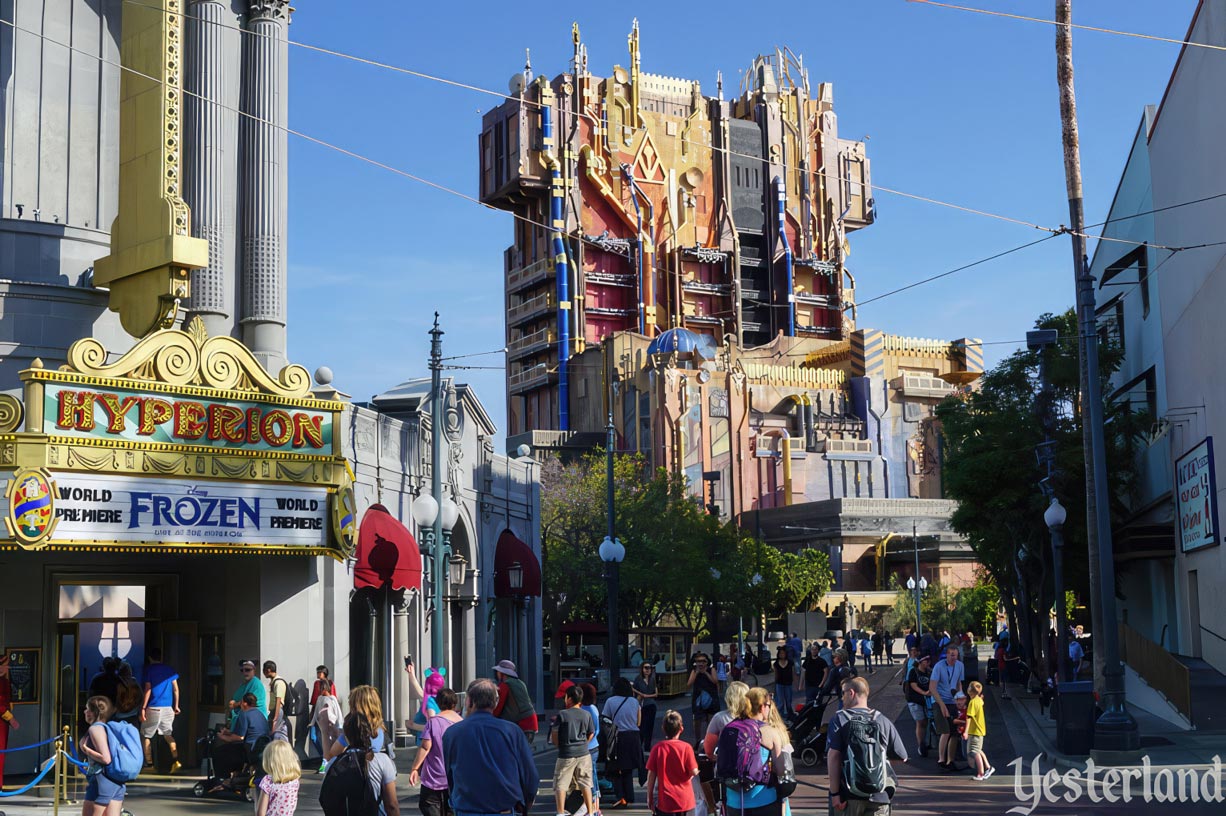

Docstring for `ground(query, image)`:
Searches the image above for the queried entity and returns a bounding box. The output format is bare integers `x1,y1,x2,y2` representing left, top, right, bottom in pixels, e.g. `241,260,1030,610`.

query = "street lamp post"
411,491,459,673
1045,498,1071,683
909,521,925,635
601,412,626,683
907,575,928,636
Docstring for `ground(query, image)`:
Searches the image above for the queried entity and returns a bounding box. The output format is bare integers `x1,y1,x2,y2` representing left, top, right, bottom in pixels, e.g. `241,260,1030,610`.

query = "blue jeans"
775,683,794,717
589,747,600,796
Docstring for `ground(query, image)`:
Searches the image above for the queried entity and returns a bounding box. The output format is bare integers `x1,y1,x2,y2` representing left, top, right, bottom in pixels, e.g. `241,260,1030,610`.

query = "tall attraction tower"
479,24,983,526
479,24,874,440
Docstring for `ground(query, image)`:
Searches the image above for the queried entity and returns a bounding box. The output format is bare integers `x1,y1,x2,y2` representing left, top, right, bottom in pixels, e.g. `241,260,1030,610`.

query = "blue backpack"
102,721,144,783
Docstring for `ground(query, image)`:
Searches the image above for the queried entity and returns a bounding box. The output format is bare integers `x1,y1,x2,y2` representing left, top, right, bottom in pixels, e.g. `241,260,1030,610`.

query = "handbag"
694,689,715,713
771,749,797,798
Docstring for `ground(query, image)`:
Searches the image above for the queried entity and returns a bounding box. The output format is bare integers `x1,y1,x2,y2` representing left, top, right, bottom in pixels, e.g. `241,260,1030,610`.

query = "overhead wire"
120,0,1205,254
3,9,1064,331
118,0,1068,237
15,4,1212,326
906,0,1226,53
855,233,1062,308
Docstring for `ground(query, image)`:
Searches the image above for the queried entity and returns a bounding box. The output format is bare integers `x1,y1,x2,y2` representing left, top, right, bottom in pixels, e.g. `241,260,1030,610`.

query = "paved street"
2,660,1223,815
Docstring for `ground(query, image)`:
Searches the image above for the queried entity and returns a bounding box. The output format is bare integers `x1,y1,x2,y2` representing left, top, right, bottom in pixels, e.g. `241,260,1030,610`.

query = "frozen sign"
1175,437,1220,553
47,474,329,549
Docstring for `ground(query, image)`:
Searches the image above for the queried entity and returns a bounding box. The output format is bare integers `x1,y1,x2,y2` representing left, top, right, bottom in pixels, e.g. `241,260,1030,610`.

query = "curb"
1000,685,1088,771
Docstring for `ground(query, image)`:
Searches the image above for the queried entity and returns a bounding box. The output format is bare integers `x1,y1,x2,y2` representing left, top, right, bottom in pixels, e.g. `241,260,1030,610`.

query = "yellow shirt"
966,696,986,736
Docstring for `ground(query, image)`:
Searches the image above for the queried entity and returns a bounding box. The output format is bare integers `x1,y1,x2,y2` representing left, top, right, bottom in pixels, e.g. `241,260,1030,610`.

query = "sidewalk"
998,674,1226,770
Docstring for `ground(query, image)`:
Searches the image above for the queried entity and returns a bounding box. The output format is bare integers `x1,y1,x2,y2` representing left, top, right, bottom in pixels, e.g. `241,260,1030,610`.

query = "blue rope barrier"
0,734,61,753
0,756,56,797
63,750,88,771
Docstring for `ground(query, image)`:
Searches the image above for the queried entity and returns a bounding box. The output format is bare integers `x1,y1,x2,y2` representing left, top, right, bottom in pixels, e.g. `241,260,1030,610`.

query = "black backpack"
598,699,628,762
840,711,888,799
276,678,304,717
319,749,378,816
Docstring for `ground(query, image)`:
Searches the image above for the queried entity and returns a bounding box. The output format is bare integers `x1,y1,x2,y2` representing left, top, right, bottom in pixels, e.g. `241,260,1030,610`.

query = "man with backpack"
826,676,908,815
445,679,539,816
264,660,299,742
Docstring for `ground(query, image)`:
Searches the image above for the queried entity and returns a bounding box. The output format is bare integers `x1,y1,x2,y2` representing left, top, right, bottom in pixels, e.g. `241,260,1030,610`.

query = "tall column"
240,0,290,371
393,599,411,746
184,0,241,338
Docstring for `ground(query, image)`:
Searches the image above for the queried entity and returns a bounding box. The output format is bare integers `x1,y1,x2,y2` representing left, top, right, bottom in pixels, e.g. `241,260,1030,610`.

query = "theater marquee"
0,319,355,558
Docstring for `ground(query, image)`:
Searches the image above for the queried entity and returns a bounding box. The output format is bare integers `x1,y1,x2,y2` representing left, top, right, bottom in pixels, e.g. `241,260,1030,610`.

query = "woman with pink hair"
405,660,446,742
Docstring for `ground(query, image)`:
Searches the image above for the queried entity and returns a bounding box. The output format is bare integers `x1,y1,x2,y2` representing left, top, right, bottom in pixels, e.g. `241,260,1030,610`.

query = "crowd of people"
59,628,1012,816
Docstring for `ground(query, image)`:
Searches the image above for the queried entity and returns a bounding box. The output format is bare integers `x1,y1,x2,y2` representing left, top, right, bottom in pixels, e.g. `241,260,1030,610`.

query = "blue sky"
285,1,1199,440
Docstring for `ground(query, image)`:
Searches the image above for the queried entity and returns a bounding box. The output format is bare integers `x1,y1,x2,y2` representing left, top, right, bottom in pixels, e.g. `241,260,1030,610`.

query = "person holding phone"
686,653,719,748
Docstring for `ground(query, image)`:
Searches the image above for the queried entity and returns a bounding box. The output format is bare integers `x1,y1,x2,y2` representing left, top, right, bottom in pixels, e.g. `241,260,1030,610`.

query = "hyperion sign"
1175,437,1221,553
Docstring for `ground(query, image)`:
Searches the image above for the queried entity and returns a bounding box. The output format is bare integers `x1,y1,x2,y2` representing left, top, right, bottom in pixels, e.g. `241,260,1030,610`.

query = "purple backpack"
715,719,772,792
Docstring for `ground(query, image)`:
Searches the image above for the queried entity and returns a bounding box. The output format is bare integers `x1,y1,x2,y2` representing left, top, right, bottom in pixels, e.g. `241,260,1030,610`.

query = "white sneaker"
984,766,996,779
973,774,986,781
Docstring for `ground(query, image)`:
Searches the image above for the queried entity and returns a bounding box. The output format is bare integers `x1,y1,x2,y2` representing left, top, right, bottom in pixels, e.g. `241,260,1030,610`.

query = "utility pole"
429,313,446,671
1054,0,1138,752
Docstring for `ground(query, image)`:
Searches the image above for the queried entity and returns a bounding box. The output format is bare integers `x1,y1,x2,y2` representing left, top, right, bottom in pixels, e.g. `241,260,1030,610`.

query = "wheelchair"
192,728,270,803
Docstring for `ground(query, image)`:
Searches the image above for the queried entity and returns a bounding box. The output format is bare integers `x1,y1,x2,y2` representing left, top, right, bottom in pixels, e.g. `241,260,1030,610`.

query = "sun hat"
493,659,519,678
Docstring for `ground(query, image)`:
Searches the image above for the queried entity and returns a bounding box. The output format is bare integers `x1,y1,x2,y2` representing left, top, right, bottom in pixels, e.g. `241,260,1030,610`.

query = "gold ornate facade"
1,319,354,558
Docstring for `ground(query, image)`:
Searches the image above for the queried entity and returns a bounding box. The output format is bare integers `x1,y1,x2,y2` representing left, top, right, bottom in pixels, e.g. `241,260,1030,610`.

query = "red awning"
353,504,422,592
493,529,541,597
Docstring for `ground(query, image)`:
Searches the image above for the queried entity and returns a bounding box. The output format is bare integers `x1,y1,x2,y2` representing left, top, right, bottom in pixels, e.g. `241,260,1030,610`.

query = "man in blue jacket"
445,678,540,816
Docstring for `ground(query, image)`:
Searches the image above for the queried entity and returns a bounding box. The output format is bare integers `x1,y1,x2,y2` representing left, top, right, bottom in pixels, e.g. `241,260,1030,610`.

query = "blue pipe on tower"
623,166,654,334
624,167,646,334
775,176,795,337
542,102,570,430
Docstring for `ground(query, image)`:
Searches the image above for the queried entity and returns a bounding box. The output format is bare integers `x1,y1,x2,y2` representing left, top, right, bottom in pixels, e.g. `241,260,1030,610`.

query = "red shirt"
646,738,698,813
310,679,336,706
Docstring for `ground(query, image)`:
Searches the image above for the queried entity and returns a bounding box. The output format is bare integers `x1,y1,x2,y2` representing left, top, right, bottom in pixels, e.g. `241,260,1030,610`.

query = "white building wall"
338,383,543,732
1149,0,1226,674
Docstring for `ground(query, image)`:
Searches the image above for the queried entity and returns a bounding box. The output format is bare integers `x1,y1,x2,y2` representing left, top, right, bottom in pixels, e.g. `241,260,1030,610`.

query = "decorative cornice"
249,0,291,22
50,317,316,400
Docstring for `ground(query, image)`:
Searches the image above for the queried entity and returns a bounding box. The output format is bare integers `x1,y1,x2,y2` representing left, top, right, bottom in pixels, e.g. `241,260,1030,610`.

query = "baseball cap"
554,679,575,699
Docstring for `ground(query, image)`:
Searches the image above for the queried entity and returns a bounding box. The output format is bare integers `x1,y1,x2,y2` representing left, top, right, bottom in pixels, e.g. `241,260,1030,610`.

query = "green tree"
540,451,835,680
934,309,1145,680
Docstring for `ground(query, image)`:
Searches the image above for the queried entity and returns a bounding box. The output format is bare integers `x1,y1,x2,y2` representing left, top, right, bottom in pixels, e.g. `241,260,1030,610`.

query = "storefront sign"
46,383,333,454
3,473,330,549
4,648,40,704
1175,437,1220,553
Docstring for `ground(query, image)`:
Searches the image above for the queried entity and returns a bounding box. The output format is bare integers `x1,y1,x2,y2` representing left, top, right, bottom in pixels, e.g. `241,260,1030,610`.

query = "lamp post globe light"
602,411,627,684
906,576,928,635
600,534,625,683
411,491,459,673
1045,497,1071,682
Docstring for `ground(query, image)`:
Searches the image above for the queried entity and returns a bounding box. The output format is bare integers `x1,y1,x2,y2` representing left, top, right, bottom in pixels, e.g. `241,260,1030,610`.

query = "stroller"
788,694,831,767
192,728,270,802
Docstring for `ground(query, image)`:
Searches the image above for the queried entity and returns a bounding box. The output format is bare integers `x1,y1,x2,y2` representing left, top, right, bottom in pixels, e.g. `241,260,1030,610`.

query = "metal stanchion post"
53,729,64,816
61,725,73,807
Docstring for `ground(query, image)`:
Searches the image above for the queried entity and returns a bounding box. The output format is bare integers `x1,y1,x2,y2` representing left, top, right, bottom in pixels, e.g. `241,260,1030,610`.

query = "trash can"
1055,680,1096,755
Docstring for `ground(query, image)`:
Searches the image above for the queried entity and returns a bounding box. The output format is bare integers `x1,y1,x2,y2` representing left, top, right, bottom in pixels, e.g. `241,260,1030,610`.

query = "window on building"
1112,366,1158,421
1096,296,1124,353
1100,244,1150,319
